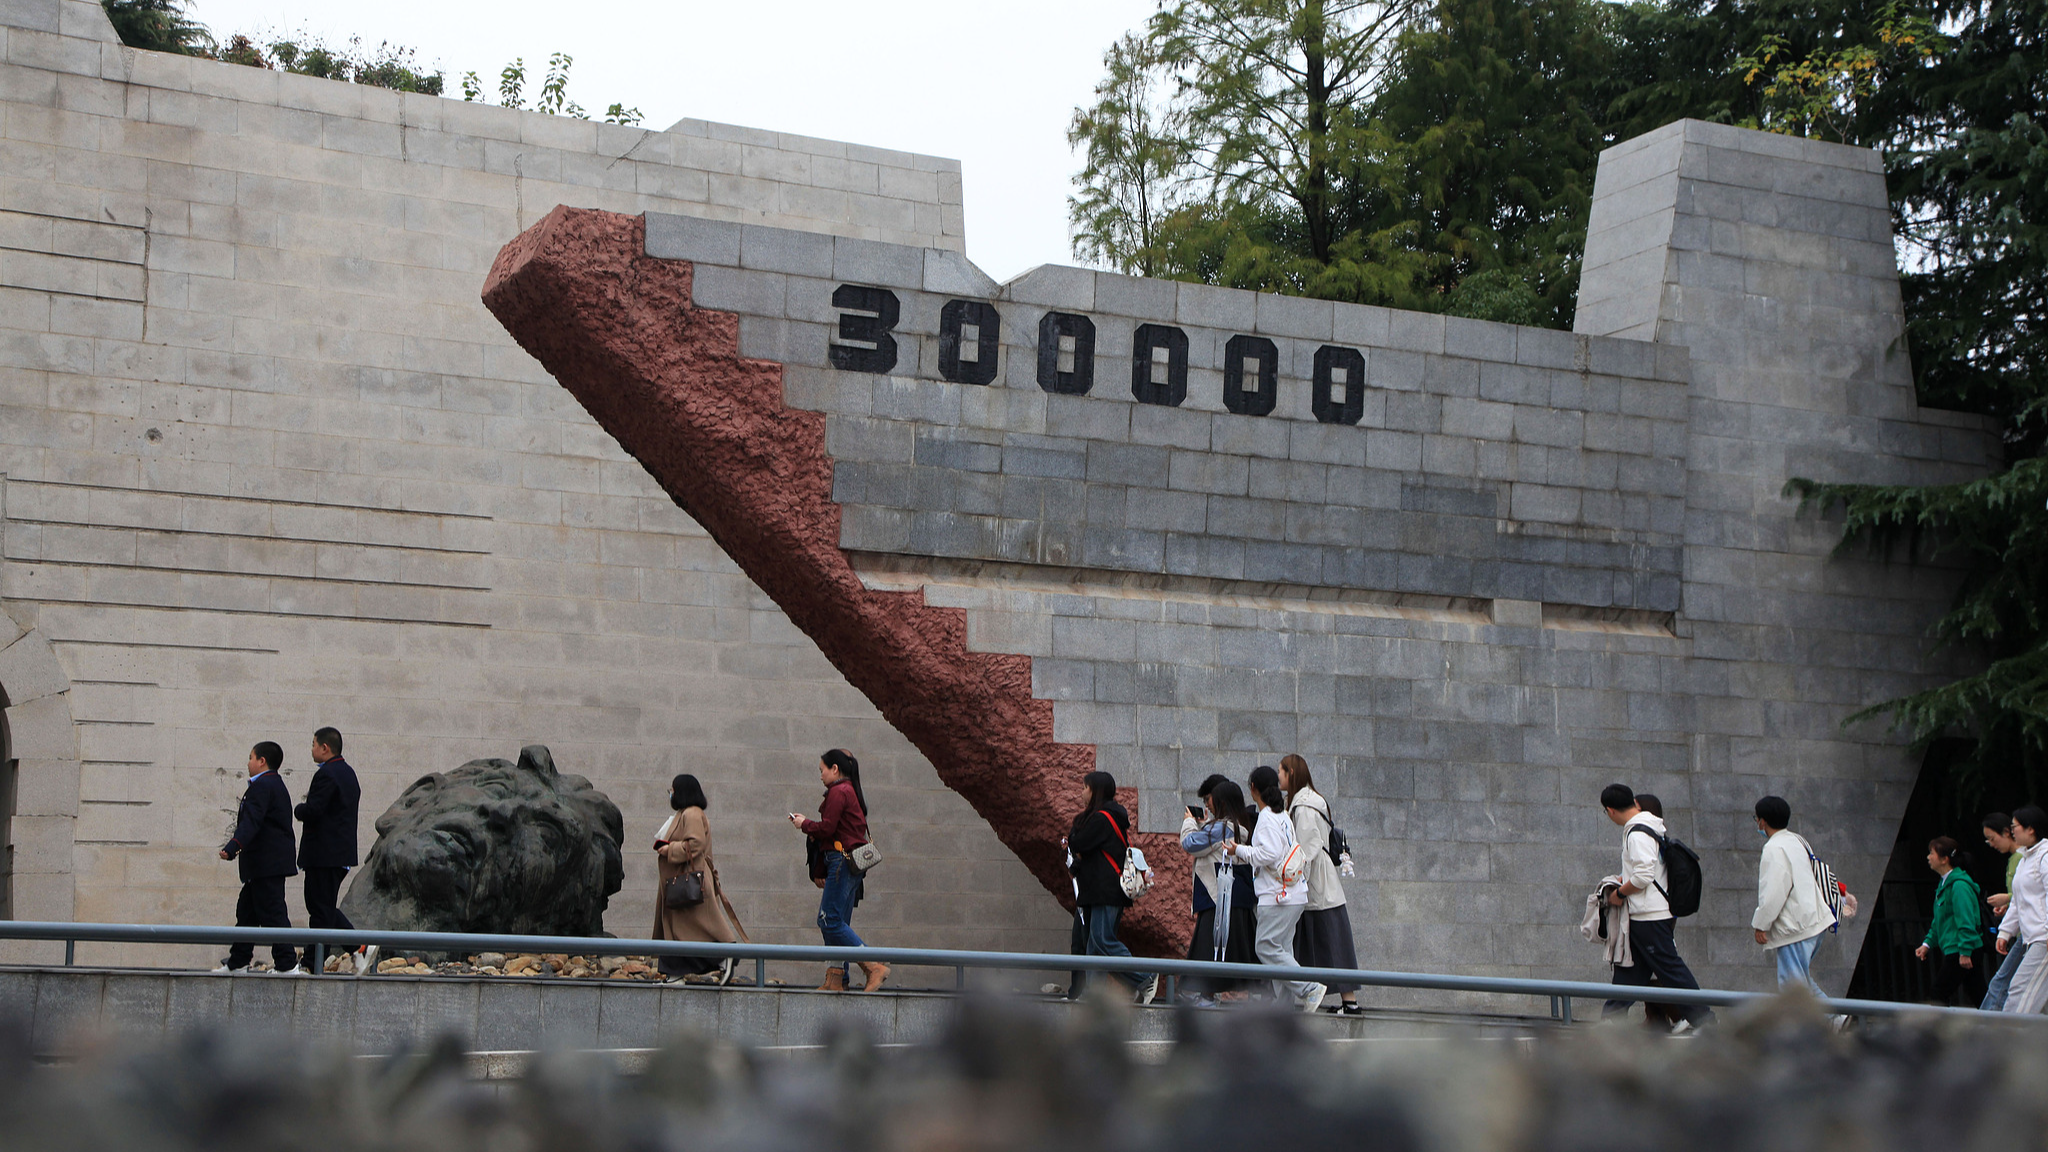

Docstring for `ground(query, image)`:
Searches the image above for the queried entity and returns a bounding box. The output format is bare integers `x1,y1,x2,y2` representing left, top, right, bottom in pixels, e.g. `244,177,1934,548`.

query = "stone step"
2,966,1562,1059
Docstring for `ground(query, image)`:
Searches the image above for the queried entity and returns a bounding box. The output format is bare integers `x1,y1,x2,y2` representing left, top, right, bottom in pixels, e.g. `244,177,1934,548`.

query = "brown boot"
857,961,889,992
818,967,846,992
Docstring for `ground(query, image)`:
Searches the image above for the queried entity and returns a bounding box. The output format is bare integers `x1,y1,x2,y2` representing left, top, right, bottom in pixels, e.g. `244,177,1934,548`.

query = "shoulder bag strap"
1099,809,1128,846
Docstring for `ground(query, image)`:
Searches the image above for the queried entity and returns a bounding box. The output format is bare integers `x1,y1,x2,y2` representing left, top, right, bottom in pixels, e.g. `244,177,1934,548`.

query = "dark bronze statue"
340,745,624,938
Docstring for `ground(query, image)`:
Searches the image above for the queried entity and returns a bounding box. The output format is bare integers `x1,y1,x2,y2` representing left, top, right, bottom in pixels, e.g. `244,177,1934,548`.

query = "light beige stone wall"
0,0,1066,968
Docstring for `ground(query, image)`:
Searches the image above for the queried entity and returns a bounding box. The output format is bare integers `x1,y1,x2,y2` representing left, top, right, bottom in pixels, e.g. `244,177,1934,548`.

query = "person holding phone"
791,749,886,992
1180,774,1240,1004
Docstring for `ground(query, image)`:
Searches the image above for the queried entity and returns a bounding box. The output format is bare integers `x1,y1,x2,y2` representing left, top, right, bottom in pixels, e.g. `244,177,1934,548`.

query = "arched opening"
0,680,12,920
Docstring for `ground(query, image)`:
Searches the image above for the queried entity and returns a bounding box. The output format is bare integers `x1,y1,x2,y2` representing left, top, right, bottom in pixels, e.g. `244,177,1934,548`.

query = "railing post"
955,966,964,990
64,940,74,966
1562,997,1573,1024
756,957,765,989
314,944,325,974
1165,975,1177,1004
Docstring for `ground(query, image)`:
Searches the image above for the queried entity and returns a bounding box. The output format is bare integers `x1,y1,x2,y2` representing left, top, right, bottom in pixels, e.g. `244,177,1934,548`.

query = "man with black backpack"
1600,784,1714,1032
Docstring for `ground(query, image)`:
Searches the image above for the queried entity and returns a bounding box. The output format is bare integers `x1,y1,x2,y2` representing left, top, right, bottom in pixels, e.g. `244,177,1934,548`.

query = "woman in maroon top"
789,749,886,991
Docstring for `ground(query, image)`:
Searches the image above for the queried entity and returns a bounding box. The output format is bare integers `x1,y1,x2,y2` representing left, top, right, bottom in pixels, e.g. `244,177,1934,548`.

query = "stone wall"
0,0,1069,967
0,0,1999,997
487,121,1993,994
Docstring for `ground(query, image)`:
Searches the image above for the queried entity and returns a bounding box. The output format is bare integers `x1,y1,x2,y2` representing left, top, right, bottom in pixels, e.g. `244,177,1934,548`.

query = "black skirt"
1293,904,1360,994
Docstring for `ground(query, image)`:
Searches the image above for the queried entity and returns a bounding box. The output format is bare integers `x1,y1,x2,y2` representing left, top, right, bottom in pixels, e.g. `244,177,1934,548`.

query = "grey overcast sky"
190,0,1159,282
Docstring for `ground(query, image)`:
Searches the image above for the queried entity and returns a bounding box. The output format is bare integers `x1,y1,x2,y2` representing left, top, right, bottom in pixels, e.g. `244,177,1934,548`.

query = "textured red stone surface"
482,207,1190,956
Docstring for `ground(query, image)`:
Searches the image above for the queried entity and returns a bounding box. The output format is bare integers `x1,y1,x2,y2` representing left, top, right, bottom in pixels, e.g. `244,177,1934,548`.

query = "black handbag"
665,870,706,910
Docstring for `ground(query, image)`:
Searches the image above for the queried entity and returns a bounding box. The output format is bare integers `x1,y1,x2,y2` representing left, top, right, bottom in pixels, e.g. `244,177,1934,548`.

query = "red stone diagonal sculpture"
482,207,1190,956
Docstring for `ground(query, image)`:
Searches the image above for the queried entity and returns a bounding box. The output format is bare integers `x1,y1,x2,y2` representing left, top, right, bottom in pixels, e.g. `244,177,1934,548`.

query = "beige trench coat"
653,807,749,945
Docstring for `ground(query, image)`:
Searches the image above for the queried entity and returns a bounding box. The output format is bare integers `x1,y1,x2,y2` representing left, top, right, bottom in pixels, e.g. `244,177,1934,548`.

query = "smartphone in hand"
1187,804,1205,820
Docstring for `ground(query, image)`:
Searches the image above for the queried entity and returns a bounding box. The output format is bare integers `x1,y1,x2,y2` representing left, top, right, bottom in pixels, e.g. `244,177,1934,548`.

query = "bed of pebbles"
312,951,778,985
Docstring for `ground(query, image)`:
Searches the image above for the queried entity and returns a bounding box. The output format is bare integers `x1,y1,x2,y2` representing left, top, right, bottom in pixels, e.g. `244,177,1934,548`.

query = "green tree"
1780,0,2048,808
1362,0,1620,324
1067,0,1613,322
1151,0,1420,266
263,35,445,95
1068,33,1188,277
100,0,213,55
460,53,643,126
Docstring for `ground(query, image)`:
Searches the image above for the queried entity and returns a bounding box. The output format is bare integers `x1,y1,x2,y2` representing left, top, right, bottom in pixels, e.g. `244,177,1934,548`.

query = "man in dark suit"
218,741,299,973
295,726,361,967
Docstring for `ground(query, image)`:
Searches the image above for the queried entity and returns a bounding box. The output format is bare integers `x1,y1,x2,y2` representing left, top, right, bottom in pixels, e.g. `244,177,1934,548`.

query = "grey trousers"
2003,939,2048,1015
1253,901,1321,1004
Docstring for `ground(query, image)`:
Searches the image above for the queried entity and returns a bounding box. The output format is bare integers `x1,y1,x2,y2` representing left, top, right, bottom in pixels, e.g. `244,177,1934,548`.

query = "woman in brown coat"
654,774,748,983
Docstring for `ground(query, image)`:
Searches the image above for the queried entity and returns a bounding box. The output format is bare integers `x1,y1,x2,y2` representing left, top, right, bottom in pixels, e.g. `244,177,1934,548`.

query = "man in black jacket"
295,726,361,966
218,741,299,973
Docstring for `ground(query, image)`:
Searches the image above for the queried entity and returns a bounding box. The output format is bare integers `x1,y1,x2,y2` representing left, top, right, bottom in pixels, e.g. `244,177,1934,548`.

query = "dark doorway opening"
0,682,12,920
1847,738,2019,1001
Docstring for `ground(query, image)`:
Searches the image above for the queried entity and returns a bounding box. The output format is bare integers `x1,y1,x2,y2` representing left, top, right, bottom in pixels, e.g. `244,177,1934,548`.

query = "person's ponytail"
1248,765,1285,814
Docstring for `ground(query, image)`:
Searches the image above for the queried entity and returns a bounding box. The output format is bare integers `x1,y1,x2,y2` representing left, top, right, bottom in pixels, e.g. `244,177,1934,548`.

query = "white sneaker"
354,945,380,978
1135,976,1159,1005
1670,1019,1697,1037
1297,983,1328,1013
210,964,239,974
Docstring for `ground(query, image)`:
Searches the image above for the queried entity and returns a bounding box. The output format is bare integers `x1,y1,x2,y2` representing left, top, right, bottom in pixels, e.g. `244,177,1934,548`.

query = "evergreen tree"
1362,0,1620,324
1068,33,1189,277
100,0,212,56
1784,0,2048,807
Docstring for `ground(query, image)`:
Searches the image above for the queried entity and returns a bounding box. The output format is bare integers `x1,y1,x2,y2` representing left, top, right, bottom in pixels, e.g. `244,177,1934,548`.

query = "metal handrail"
0,920,2031,1025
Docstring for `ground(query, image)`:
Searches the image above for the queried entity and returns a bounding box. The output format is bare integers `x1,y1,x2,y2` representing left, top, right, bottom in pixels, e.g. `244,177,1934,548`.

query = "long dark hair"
1083,771,1117,812
669,773,708,811
822,748,866,815
1248,765,1285,814
1210,780,1250,832
1279,754,1315,801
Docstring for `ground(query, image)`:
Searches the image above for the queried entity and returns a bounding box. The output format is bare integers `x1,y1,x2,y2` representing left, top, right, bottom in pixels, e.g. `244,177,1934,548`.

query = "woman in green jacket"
1915,836,1986,1006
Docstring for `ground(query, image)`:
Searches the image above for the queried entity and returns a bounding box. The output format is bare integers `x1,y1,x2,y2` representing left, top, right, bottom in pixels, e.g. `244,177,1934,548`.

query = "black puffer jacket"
1069,801,1133,909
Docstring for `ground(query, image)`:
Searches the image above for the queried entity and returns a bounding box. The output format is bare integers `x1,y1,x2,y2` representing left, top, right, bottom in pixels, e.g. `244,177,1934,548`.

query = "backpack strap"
1626,823,1670,900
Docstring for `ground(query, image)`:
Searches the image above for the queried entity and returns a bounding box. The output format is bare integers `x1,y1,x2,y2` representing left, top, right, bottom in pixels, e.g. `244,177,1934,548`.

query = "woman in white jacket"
1224,764,1327,1012
1282,754,1358,1014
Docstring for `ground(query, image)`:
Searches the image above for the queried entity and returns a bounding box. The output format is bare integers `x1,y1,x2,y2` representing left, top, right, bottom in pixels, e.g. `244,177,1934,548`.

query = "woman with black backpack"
1066,771,1156,1004
1281,755,1360,1014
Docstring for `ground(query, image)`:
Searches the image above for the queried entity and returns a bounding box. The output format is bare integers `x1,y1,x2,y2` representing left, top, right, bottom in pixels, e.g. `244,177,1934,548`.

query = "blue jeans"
1983,939,2027,1011
1773,933,1824,996
818,852,864,974
1080,905,1150,992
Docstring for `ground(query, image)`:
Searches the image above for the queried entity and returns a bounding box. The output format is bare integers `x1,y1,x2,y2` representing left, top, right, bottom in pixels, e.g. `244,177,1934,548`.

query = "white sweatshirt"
1236,806,1307,907
1751,829,1835,948
1621,814,1672,921
1999,841,2047,946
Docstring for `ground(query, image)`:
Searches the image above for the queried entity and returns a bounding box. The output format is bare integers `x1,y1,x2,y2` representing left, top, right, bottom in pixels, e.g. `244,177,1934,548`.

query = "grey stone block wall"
0,0,1069,969
646,117,1994,996
0,969,1549,1057
0,0,1999,1002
